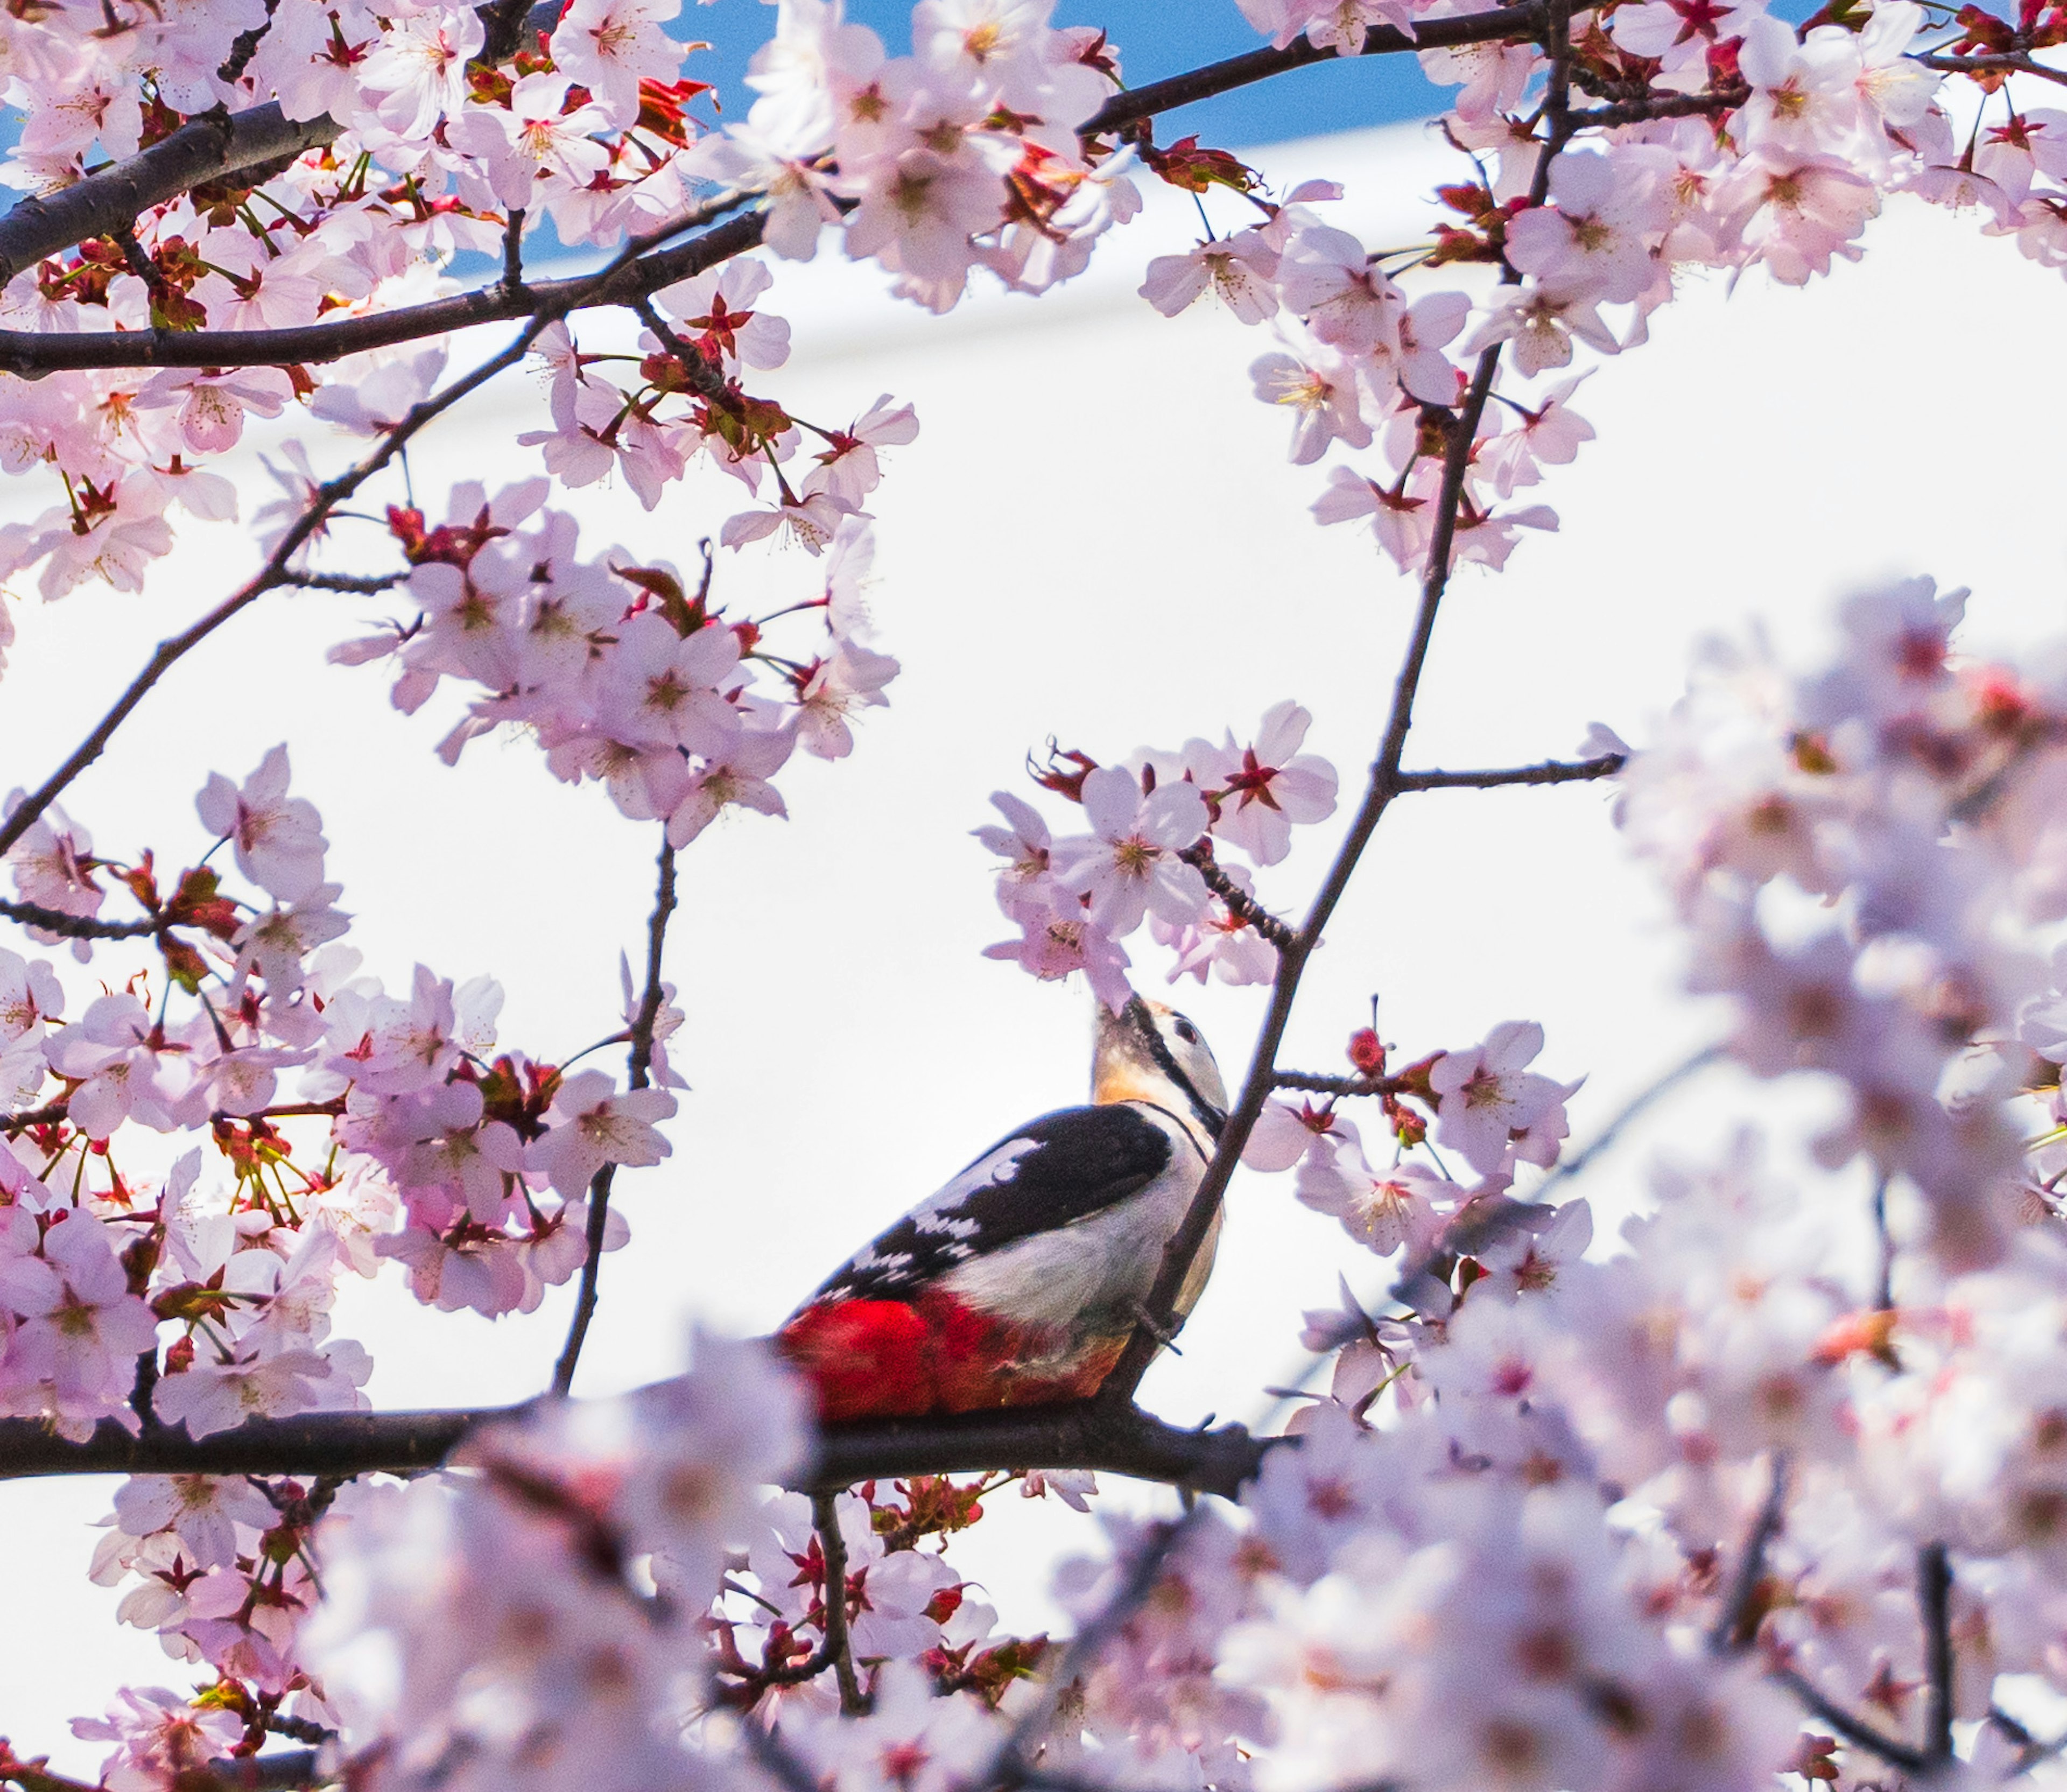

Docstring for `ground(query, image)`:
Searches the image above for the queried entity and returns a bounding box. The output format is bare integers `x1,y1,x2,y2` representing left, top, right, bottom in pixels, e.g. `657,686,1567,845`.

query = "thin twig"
1530,1044,1722,1197
1709,1451,1790,1655
1100,335,1511,1407
284,571,407,595
551,837,677,1397
1080,3,1546,134
1872,1170,1895,1312
811,1488,869,1714
1769,1667,1930,1774
1272,1071,1401,1097
1563,81,1747,127
501,207,526,292
1392,752,1626,791
1179,841,1296,950
991,1510,1203,1783
1918,50,2067,85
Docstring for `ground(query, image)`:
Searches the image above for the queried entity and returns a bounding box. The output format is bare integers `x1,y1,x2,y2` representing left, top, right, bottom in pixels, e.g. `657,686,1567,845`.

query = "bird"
775,996,1231,1423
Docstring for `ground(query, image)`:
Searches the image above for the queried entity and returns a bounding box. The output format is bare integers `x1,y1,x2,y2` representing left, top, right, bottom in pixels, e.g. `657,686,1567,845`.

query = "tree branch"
1392,752,1626,791
1920,1540,1955,1767
0,5,1564,376
0,897,162,939
1100,336,1512,1407
1769,1667,1929,1775
0,198,764,376
1272,1070,1400,1097
0,1393,1277,1496
811,1488,869,1714
1179,841,1296,950
0,0,562,293
1709,1451,1789,1654
1080,3,1547,135
551,836,678,1396
0,196,739,862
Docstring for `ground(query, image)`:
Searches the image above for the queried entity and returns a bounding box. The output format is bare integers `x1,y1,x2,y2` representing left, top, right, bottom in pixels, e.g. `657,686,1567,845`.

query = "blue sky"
677,1,1453,146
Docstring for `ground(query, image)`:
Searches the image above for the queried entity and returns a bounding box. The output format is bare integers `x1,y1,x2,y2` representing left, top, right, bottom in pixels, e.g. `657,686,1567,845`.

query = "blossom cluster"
328,481,898,839
290,1341,1092,1792
974,701,1340,1004
1618,577,2067,1271
0,0,1131,608
1244,1017,1581,1261
1140,0,2067,581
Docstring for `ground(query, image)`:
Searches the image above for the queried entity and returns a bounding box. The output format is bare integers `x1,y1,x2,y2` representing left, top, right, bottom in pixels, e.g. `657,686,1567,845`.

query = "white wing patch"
910,1137,1042,1235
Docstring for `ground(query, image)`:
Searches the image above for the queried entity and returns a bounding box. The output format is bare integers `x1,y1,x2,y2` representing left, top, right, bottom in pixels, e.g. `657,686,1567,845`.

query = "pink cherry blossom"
1051,766,1211,937
528,1069,678,1196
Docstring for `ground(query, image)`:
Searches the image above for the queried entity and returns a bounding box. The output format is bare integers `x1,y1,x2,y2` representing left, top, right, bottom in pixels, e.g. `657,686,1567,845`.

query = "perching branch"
551,837,679,1397
0,1392,1278,1496
1101,335,1515,1407
1391,752,1626,791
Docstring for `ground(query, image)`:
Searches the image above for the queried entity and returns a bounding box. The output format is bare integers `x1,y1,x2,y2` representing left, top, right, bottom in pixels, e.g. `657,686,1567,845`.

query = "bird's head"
1093,996,1229,1140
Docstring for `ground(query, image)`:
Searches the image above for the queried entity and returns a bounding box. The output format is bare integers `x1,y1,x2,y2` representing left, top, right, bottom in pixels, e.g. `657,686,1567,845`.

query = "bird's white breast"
936,1102,1214,1333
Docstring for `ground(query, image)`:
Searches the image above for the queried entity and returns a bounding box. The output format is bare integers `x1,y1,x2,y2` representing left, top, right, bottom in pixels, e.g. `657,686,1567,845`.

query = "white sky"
3,116,2065,1764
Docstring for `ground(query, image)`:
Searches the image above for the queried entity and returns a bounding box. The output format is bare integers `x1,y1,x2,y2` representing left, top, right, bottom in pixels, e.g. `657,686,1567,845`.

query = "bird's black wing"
804,1104,1174,1304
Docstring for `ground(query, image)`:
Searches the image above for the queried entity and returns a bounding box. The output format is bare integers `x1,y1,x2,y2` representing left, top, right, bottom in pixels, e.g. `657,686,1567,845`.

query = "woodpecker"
776,997,1230,1422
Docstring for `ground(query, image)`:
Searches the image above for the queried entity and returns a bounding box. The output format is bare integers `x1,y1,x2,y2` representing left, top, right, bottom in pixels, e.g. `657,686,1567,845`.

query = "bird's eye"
1173,1019,1200,1045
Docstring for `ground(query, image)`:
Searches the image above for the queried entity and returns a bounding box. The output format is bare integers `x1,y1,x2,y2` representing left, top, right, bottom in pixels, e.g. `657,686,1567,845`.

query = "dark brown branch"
0,196,733,862
552,837,678,1396
1101,337,1513,1407
0,897,161,939
1769,1667,1929,1775
1710,1451,1789,1654
1918,50,2067,86
1920,1541,1955,1767
1179,841,1296,950
284,571,407,595
992,1510,1204,1784
1393,752,1625,791
0,106,339,291
0,5,1566,377
199,1751,327,1791
1272,1071,1401,1097
0,199,764,376
0,0,562,293
811,1488,869,1714
1081,3,1547,135
0,1393,1277,1496
0,1405,500,1478
1564,81,1747,128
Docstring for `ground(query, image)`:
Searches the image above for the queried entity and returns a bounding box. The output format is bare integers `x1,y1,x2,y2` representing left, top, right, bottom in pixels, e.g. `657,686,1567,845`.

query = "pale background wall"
2,118,2062,1760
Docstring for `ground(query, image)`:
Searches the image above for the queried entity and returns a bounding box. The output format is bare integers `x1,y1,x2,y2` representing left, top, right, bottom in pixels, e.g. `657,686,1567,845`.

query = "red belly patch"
776,1289,1128,1423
